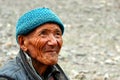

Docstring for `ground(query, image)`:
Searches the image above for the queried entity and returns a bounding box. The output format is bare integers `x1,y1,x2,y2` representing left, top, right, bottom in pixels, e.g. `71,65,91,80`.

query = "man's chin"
36,56,58,65
46,59,58,66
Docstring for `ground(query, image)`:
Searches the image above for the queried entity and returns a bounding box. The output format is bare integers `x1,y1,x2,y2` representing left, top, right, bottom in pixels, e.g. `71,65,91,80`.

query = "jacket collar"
18,49,61,80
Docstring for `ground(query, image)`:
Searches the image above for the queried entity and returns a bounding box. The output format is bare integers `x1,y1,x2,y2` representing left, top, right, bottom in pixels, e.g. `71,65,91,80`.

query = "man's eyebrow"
55,28,62,32
39,29,49,32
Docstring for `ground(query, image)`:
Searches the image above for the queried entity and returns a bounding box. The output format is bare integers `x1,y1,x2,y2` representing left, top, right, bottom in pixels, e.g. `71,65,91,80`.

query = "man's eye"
55,32,62,38
56,32,61,35
39,30,47,36
41,31,46,35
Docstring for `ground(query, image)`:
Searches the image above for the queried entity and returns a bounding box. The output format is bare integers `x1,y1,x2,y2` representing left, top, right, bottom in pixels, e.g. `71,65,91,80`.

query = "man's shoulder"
0,57,29,80
0,58,23,78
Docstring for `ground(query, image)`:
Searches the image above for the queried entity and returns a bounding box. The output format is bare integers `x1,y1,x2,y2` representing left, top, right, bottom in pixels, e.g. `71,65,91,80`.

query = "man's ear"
18,35,28,52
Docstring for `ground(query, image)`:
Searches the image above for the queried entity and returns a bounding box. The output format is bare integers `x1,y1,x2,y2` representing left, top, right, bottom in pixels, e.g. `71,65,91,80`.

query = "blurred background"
0,0,120,80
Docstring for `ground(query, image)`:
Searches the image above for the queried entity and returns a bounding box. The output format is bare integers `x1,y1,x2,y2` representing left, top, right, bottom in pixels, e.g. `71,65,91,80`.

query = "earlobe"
18,35,28,52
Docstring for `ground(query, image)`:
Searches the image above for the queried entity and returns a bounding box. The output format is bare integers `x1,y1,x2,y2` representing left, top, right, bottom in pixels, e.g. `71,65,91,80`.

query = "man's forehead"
36,23,61,31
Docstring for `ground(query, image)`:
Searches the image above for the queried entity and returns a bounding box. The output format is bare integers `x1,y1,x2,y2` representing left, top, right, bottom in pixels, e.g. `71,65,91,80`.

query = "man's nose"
47,35,57,46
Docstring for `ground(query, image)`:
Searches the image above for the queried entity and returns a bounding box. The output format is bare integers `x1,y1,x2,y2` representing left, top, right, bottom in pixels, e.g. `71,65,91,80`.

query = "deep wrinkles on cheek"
30,38,43,58
35,38,44,56
57,39,63,52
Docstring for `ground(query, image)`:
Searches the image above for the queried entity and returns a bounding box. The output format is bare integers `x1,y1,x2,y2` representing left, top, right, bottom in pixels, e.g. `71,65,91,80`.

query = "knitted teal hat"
16,7,64,42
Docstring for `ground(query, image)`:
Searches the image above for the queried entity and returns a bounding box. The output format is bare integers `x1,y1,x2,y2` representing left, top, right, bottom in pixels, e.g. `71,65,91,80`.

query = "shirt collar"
22,51,60,79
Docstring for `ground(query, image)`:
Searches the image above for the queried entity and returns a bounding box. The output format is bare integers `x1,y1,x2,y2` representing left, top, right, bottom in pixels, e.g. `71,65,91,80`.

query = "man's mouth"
46,50,56,52
45,50,58,54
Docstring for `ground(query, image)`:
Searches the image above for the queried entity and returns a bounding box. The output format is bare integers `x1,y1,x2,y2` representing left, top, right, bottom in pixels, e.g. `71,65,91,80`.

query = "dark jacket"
0,50,69,80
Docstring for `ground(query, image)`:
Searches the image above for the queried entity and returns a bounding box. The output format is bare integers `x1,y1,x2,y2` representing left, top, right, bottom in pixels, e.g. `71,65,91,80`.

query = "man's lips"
45,50,58,53
46,50,57,52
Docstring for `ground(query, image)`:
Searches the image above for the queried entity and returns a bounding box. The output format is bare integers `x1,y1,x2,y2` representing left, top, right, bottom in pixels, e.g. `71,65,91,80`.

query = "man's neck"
32,59,48,76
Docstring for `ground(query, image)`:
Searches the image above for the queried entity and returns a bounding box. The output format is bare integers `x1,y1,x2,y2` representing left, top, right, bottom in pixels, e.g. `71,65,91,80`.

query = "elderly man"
0,7,69,80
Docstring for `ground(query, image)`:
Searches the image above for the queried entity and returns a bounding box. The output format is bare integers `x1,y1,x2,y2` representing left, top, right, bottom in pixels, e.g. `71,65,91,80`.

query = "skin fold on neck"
32,58,48,76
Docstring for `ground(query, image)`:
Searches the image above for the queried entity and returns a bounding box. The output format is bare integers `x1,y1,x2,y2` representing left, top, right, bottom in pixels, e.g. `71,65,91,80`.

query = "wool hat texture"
16,7,64,41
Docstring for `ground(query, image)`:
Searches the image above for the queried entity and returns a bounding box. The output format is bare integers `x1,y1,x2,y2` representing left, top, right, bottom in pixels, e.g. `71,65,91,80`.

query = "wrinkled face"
21,23,63,65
